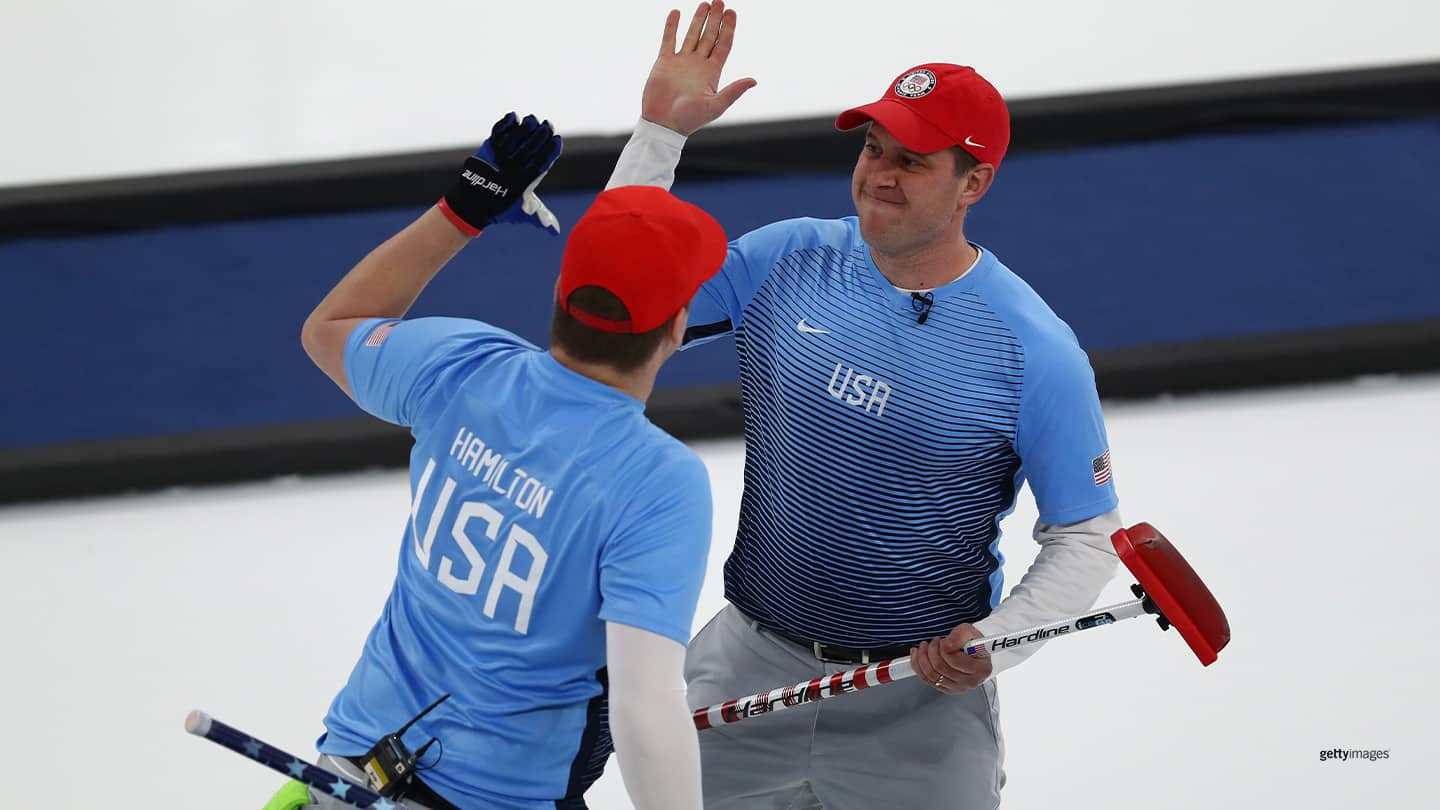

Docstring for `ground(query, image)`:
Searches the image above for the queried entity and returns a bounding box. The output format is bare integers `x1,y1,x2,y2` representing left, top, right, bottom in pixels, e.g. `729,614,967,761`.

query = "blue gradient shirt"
684,217,1118,647
320,317,711,806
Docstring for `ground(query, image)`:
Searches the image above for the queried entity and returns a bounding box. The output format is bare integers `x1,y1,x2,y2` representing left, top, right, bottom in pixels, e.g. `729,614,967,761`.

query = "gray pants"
686,605,1005,810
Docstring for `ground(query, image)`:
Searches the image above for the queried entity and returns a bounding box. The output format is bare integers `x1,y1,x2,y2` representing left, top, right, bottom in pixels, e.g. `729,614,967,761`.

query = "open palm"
641,2,757,136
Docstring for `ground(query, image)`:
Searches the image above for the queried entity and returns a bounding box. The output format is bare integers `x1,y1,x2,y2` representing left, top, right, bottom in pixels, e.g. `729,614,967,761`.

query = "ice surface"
1,374,1435,808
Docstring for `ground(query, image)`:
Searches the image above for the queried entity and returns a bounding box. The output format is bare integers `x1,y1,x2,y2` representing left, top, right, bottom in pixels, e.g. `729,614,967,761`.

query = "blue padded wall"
2,118,1437,450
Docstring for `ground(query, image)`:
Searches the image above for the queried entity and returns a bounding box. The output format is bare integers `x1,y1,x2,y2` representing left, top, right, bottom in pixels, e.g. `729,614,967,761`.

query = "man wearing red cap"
608,4,1123,808
288,112,727,810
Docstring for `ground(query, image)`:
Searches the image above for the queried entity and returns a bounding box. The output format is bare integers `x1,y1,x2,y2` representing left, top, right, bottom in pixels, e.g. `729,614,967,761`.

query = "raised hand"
641,2,757,136
441,113,563,237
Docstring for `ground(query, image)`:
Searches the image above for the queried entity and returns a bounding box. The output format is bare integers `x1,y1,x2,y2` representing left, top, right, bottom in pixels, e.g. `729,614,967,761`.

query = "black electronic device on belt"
361,693,450,798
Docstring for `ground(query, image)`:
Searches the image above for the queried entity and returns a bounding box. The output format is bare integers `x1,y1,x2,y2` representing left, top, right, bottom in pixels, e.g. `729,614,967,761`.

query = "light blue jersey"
320,317,712,807
684,217,1118,647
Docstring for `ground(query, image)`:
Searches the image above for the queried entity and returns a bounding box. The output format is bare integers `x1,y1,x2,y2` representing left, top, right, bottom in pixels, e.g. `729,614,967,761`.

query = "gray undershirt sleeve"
606,118,688,191
606,621,702,810
973,508,1124,676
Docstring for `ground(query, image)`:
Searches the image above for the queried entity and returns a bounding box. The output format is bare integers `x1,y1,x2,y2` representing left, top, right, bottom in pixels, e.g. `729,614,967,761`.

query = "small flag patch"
1092,449,1112,486
364,322,397,347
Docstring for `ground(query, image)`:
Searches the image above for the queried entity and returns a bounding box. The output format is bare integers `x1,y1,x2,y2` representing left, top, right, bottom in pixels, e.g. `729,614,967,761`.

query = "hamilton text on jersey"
449,425,555,520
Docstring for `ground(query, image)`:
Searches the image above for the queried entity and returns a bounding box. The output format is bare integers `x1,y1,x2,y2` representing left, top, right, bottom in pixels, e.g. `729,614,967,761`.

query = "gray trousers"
686,605,1005,810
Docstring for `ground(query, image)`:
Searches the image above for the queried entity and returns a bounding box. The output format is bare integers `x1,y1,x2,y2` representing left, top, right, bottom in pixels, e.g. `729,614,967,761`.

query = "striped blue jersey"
321,317,712,807
684,217,1117,647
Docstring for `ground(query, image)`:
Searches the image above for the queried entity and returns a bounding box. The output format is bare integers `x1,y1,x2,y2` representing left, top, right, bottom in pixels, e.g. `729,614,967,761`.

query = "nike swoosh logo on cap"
796,318,830,335
964,136,986,149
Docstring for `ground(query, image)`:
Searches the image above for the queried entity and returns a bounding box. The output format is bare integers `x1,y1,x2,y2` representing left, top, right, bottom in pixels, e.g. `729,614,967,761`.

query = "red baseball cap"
558,185,728,334
835,63,1010,168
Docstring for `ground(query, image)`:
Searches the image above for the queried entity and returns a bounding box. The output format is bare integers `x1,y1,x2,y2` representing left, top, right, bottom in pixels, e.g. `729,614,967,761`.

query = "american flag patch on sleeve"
363,322,397,347
1091,449,1112,486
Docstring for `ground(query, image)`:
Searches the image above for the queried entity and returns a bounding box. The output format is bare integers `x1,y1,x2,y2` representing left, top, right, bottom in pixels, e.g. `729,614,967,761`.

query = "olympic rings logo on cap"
893,69,937,99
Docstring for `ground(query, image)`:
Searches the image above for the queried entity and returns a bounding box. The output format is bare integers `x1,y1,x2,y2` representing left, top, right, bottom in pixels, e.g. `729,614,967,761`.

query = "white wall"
3,0,1436,187
1,373,1436,808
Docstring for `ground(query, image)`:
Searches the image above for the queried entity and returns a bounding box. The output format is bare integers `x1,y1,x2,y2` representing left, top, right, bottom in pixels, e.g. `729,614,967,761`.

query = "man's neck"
871,234,979,290
550,347,656,403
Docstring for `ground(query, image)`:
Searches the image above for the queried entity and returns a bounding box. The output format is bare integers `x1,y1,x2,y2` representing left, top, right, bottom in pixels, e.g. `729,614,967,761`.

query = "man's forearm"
308,206,471,325
972,509,1123,676
301,206,472,393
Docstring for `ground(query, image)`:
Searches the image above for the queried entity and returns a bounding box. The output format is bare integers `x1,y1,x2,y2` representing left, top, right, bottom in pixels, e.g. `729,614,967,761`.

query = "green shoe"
262,779,312,810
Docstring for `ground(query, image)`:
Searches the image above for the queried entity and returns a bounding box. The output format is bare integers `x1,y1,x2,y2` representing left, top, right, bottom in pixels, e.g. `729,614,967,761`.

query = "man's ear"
669,305,690,347
959,164,997,210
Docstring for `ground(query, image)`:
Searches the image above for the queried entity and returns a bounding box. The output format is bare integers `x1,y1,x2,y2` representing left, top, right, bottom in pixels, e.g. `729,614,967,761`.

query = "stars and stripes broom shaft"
185,710,409,809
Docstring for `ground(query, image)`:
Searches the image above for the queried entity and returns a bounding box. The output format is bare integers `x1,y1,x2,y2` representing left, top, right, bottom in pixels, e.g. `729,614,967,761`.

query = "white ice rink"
2,373,1436,808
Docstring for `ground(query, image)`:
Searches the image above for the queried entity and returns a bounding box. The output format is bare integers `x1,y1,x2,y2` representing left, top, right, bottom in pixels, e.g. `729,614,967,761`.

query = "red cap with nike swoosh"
835,63,1010,168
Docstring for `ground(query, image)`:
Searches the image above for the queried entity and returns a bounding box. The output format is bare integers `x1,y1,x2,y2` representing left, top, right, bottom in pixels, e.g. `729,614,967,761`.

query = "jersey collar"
539,352,646,411
859,241,998,315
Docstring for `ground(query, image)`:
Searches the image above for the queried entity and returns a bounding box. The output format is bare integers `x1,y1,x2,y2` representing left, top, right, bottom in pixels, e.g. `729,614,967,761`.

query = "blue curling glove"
439,112,563,236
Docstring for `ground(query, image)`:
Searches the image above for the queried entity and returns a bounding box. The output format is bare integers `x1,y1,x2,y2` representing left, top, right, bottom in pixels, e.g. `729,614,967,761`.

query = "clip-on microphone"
910,291,934,325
